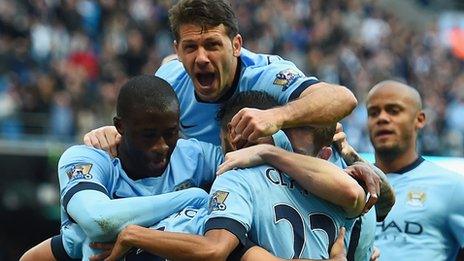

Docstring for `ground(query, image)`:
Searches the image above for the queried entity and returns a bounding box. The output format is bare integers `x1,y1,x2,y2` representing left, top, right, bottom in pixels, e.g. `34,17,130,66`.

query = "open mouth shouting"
195,72,217,96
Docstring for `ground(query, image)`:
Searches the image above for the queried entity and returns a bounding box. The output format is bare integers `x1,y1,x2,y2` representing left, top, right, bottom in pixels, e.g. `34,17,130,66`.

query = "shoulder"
176,138,207,153
175,138,221,159
241,48,302,73
420,160,464,181
154,59,188,88
59,145,112,165
217,165,271,186
239,48,284,66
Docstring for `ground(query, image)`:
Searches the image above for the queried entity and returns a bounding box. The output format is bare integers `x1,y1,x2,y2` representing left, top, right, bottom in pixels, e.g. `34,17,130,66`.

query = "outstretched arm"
66,188,208,241
91,225,239,261
91,226,347,261
217,144,366,218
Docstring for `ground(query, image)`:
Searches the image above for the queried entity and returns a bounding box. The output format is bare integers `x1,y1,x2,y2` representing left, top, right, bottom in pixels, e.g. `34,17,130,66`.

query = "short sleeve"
204,170,254,244
58,146,112,210
249,59,319,104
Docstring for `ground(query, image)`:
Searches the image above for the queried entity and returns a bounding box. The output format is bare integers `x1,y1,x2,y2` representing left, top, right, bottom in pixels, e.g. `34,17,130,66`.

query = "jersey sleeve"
448,176,464,247
204,170,254,245
51,222,86,260
58,145,112,211
249,59,319,104
197,140,224,182
178,139,224,188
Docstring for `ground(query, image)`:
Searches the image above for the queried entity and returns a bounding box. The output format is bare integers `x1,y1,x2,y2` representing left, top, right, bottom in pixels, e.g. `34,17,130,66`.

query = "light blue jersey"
347,207,376,261
156,48,319,145
330,149,376,261
205,165,354,259
126,202,210,260
54,139,223,259
375,157,464,261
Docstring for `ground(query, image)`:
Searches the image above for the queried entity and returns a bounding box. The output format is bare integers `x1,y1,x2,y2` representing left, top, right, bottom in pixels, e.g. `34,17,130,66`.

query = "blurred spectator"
0,0,462,156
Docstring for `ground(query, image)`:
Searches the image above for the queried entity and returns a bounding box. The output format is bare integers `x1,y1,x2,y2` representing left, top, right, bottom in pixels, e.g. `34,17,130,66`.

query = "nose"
150,136,169,154
376,110,390,124
195,47,210,67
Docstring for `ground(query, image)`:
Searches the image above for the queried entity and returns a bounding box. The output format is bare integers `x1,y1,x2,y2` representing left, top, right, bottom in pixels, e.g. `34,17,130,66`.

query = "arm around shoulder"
278,82,357,128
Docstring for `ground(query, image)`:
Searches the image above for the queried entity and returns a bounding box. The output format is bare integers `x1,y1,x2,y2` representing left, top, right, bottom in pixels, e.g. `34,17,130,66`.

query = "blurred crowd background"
1,0,464,154
1,0,464,259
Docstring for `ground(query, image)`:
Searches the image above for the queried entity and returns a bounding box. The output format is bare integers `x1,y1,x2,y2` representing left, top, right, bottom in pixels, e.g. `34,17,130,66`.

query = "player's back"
207,164,353,259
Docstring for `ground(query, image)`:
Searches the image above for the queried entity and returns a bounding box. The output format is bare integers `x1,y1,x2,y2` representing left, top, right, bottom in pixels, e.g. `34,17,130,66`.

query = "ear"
232,34,242,57
415,110,426,130
113,116,124,135
226,123,238,151
317,146,333,160
173,40,179,54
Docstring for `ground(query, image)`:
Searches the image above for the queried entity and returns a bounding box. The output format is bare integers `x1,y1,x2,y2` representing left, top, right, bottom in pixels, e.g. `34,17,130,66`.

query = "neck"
375,146,419,173
214,57,241,103
117,144,137,179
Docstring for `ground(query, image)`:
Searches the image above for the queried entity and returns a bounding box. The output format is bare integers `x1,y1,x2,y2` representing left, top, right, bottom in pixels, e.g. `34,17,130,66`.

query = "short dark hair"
116,75,179,119
168,0,239,41
305,124,337,153
217,91,279,129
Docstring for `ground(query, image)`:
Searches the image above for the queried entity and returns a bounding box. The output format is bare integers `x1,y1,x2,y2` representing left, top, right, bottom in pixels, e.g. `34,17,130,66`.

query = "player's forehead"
367,88,409,109
178,23,228,43
129,108,178,127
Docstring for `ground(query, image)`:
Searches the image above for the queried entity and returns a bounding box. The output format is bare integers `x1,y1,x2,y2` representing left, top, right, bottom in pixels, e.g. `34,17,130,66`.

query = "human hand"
89,242,114,261
216,144,273,175
328,227,347,261
229,108,282,143
344,162,381,214
370,246,380,261
332,123,357,164
83,126,121,157
99,225,138,261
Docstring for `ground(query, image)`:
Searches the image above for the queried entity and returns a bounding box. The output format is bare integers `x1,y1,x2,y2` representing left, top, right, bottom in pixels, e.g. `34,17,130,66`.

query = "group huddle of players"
21,0,464,260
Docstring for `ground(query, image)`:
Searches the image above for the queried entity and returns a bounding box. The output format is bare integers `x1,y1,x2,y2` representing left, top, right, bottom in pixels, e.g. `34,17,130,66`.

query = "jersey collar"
390,156,425,174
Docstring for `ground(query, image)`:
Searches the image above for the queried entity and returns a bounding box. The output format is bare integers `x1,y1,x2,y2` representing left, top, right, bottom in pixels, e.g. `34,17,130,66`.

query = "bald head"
366,80,426,167
367,80,422,111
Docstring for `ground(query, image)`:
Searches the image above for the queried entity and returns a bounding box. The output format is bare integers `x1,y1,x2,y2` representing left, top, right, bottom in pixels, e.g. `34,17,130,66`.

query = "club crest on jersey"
67,164,93,181
209,190,229,212
407,189,426,207
273,69,301,90
174,180,193,191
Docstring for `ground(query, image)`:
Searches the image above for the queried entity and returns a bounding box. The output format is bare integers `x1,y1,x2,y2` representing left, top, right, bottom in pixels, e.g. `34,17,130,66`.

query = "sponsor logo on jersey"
407,188,426,207
273,69,302,90
67,164,93,181
174,180,193,191
208,190,229,212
